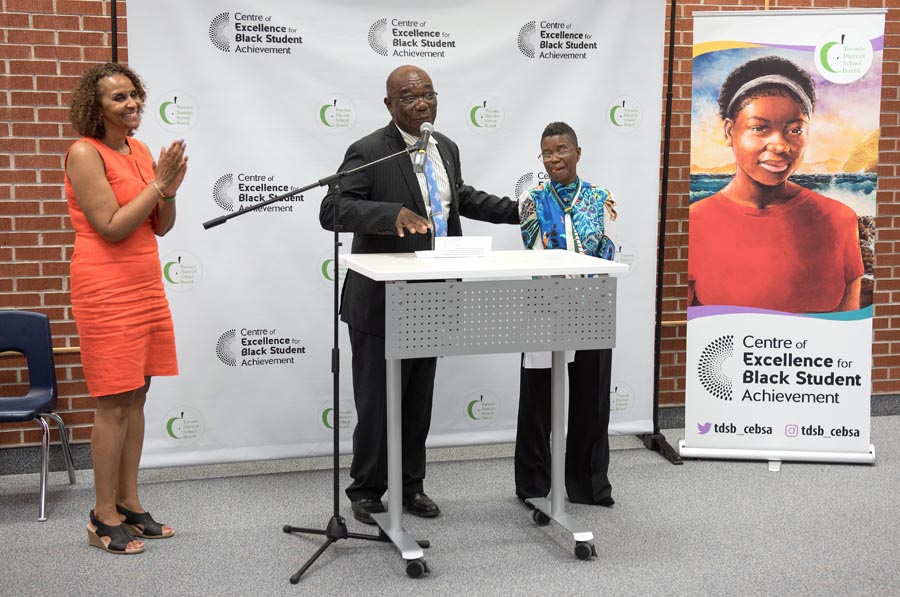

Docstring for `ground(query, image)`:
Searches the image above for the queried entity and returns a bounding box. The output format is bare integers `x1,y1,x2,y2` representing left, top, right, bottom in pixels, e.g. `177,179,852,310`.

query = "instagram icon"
785,424,799,437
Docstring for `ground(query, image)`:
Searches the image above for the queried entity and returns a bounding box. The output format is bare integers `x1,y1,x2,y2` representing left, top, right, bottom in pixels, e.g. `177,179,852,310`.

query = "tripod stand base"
284,515,388,583
284,515,431,582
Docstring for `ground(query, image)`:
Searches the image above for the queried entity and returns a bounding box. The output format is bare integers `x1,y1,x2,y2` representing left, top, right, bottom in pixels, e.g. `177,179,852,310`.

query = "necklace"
547,178,584,253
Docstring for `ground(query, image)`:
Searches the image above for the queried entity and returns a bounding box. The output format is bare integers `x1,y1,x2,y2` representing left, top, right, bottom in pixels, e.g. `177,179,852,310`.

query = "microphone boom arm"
202,142,422,230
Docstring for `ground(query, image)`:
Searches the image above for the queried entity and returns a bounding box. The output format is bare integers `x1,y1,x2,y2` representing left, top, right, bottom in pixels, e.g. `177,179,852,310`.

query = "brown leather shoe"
403,492,440,518
350,498,385,525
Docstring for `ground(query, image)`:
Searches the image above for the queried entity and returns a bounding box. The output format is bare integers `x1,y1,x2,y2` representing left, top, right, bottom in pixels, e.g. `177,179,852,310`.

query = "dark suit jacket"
320,122,518,337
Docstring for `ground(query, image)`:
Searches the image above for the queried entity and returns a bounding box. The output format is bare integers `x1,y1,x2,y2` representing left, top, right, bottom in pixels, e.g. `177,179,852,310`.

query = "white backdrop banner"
682,9,884,463
127,0,667,467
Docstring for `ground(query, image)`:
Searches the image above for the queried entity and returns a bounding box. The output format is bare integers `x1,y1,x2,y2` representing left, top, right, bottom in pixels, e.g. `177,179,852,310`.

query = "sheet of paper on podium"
415,236,492,258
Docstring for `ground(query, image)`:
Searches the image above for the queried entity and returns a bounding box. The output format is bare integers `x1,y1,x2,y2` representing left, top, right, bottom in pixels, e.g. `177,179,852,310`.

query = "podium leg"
378,357,425,561
526,350,595,559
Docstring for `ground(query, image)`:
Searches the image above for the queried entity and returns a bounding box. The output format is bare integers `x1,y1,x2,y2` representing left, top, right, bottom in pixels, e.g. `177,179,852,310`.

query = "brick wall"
1,0,126,448
1,0,898,450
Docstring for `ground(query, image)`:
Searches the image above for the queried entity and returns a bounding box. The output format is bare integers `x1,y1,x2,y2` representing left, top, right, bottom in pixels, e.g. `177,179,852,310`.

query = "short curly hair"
717,56,816,120
541,121,578,147
69,63,147,138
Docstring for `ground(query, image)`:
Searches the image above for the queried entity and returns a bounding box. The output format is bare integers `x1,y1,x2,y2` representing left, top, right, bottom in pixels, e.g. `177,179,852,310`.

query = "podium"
342,249,628,572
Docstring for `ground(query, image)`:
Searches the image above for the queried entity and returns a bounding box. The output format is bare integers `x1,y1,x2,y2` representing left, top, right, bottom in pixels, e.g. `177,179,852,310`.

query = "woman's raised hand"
154,139,189,197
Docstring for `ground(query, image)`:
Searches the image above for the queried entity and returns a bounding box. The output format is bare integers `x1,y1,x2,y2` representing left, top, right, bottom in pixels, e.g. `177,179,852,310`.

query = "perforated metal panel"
385,277,616,359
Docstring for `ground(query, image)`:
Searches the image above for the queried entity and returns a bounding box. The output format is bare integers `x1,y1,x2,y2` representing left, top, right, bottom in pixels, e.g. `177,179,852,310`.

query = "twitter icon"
697,422,712,435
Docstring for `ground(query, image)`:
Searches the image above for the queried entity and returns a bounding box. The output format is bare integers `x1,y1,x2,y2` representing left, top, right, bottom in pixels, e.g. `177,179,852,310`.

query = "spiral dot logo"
698,335,733,400
209,12,230,52
214,173,234,211
514,172,534,199
216,329,237,367
517,21,536,58
368,19,388,56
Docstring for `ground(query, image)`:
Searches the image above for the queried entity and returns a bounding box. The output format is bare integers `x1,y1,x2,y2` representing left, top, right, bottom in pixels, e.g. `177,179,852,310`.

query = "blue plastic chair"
0,310,76,521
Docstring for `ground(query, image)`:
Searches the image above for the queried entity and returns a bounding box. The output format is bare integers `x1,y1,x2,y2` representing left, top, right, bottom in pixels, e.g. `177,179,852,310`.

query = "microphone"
412,122,433,174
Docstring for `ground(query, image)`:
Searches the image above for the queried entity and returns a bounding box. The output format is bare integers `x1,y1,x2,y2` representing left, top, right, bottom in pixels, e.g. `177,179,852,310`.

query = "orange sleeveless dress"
65,137,178,397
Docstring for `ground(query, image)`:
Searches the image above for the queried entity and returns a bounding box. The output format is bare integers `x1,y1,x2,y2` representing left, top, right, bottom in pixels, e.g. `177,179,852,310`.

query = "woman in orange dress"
65,63,188,555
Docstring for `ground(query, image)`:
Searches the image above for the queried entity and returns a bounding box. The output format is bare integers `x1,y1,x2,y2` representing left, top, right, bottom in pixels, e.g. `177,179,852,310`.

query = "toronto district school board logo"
155,92,198,132
317,95,356,132
164,408,204,441
321,406,353,430
698,335,733,401
814,29,874,84
467,394,498,421
161,251,202,291
607,96,642,133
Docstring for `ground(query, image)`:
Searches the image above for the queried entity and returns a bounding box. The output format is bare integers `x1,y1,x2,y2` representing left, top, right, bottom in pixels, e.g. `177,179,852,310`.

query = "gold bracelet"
152,180,174,202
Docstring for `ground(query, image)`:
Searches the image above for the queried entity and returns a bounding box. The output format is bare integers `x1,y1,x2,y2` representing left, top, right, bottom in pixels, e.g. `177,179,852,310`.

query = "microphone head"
420,122,434,134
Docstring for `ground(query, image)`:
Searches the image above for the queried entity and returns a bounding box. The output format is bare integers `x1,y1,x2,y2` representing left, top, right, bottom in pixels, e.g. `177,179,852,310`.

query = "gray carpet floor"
1,419,897,596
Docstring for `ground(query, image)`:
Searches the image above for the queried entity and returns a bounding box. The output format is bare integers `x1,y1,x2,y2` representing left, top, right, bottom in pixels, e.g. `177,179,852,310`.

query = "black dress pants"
345,326,437,502
514,348,612,504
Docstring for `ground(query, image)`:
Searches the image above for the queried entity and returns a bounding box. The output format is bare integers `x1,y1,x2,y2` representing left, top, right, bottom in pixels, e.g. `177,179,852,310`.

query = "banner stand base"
641,433,683,464
677,440,876,465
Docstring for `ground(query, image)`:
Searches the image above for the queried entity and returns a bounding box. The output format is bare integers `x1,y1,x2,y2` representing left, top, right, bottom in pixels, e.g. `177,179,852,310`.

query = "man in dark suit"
320,65,518,525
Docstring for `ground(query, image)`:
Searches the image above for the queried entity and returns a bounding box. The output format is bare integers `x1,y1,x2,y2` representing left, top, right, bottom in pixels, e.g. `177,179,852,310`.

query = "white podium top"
341,249,629,282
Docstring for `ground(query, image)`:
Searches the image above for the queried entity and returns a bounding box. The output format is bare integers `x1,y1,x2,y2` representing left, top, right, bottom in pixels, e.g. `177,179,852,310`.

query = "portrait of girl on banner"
688,50,878,314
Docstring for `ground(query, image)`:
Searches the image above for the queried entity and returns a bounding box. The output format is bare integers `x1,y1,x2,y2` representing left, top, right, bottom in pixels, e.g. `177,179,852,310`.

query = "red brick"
84,47,117,62
11,122,61,137
6,29,56,45
58,31,104,46
13,155,62,170
34,45,83,61
41,231,75,245
36,75,80,91
57,0,107,16
0,262,40,277
32,15,82,30
5,0,55,10
12,185,65,200
14,246,63,261
16,277,65,292
0,431,25,446
0,171,37,184
9,91,59,106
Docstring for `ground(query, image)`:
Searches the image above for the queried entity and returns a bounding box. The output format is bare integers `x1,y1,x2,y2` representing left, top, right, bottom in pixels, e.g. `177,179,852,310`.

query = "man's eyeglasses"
395,92,438,106
539,149,574,162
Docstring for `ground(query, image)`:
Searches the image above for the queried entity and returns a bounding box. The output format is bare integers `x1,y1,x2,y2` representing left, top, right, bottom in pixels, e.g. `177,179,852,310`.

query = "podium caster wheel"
532,509,551,526
575,541,594,560
406,558,428,578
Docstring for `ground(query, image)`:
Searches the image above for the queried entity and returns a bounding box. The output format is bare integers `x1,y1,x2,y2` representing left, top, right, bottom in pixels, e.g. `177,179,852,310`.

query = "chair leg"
45,412,76,484
36,417,50,522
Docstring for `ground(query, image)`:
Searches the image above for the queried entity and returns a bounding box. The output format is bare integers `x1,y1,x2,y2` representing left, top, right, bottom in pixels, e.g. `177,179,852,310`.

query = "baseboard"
2,394,898,476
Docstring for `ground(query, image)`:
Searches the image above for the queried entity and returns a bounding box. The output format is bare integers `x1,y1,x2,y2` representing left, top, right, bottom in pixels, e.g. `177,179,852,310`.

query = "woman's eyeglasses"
539,149,574,162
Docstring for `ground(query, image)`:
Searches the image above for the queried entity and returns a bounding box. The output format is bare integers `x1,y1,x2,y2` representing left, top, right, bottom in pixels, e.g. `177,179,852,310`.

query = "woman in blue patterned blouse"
515,121,619,506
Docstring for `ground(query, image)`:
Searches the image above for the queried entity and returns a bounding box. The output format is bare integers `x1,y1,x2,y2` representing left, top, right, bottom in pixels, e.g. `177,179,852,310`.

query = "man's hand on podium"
395,206,431,237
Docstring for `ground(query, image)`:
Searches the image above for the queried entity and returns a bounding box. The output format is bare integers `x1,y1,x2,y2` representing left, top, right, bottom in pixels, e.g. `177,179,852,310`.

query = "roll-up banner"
681,9,885,464
126,0,666,467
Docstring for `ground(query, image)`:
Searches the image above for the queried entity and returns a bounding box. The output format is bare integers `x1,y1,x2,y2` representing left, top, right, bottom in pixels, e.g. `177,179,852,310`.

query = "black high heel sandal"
116,504,174,539
87,510,145,555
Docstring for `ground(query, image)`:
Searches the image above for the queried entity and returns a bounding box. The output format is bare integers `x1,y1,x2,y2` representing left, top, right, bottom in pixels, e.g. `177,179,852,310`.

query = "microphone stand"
203,143,430,584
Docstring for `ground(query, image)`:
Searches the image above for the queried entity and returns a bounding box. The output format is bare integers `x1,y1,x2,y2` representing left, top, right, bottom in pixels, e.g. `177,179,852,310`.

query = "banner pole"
641,0,682,464
110,0,118,63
